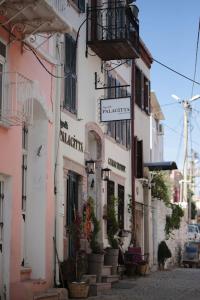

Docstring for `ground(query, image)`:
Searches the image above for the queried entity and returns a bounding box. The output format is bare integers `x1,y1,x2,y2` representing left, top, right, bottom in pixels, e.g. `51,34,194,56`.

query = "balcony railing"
0,0,70,34
0,72,34,127
87,4,139,60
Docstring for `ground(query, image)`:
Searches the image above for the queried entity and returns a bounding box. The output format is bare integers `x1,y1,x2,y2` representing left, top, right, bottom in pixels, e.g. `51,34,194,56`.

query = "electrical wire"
164,123,200,147
191,18,200,98
153,58,200,86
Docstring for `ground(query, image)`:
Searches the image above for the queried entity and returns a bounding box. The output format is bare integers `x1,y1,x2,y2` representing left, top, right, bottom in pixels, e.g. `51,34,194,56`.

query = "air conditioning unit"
158,124,164,135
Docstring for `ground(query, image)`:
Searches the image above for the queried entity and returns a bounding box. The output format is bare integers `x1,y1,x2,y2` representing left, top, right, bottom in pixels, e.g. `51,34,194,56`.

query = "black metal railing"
87,4,139,47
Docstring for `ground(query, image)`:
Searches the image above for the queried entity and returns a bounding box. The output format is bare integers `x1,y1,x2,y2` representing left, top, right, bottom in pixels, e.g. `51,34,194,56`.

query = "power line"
153,58,200,86
164,123,200,147
191,18,200,98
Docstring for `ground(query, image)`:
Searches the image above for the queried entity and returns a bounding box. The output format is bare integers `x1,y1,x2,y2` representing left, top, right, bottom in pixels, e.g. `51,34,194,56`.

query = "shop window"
118,184,124,230
64,34,77,114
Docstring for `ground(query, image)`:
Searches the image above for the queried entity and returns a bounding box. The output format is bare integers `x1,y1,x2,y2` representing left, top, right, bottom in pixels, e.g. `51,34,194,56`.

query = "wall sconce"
85,159,96,174
90,178,95,188
101,167,111,181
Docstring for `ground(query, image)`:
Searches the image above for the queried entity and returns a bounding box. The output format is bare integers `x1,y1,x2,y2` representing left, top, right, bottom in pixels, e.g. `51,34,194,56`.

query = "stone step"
47,288,68,300
20,267,32,281
101,275,119,284
10,279,48,300
33,292,58,300
102,265,112,276
89,282,111,297
81,274,97,284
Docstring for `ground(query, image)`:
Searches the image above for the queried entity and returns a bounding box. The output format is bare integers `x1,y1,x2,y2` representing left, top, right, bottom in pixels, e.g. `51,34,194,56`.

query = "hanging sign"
100,97,131,122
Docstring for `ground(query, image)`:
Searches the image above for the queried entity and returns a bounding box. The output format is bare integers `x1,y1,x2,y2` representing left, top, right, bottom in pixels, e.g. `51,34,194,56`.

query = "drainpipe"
53,34,62,286
131,59,136,246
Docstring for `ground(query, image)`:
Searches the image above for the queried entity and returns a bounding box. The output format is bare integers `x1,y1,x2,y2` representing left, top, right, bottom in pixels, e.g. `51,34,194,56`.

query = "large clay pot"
88,253,104,281
104,248,119,274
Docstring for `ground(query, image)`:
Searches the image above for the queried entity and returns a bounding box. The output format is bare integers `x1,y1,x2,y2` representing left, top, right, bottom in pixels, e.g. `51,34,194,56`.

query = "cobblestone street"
98,268,200,300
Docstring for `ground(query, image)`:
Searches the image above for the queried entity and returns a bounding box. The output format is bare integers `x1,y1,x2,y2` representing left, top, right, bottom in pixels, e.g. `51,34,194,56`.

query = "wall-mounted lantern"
85,159,96,174
101,167,111,181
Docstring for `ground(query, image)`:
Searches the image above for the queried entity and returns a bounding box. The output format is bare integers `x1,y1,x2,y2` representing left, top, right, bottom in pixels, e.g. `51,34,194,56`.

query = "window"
64,34,77,114
106,74,131,148
72,0,85,12
107,180,115,233
143,76,150,114
0,180,4,252
118,185,124,230
66,171,79,257
135,137,143,178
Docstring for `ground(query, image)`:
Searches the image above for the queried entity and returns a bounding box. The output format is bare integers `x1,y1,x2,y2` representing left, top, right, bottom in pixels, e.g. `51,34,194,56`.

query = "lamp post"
172,94,200,222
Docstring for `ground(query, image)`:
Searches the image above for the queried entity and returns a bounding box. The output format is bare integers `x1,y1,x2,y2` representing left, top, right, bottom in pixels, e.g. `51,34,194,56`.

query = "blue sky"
137,0,200,169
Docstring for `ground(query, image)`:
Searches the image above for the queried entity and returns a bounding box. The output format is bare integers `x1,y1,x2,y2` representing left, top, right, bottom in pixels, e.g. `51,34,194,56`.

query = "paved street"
101,268,200,300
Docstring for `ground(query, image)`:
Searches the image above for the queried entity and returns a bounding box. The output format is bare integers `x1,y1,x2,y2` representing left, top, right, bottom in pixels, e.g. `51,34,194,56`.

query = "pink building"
0,2,70,299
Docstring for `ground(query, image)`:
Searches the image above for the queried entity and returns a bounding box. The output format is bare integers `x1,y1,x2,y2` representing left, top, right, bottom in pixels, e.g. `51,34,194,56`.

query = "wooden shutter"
135,67,142,108
137,140,143,178
64,34,76,112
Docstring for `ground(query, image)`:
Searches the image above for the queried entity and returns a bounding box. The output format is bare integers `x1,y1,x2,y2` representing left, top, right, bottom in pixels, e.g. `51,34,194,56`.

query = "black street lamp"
85,159,96,174
101,167,111,181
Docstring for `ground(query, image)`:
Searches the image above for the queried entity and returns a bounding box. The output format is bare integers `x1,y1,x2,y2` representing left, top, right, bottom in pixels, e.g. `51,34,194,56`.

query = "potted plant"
85,197,104,282
66,210,89,298
104,196,119,274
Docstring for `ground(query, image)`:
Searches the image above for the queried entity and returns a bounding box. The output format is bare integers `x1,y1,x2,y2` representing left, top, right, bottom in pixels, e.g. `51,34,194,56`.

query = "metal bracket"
95,72,130,90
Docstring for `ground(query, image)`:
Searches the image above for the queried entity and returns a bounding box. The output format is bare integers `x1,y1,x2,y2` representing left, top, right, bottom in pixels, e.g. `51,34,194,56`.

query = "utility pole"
172,94,200,223
183,101,191,221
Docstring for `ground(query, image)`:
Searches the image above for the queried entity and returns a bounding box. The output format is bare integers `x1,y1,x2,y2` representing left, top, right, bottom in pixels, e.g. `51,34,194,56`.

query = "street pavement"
101,268,200,300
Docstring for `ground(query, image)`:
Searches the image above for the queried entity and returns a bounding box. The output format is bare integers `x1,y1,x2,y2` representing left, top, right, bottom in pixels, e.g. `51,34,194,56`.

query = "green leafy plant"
107,196,119,249
151,172,171,205
165,204,184,239
65,210,87,282
85,197,103,254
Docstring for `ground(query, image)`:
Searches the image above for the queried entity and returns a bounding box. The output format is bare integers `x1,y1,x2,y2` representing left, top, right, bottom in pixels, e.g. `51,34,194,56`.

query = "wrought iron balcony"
0,0,70,35
0,72,34,127
87,3,139,60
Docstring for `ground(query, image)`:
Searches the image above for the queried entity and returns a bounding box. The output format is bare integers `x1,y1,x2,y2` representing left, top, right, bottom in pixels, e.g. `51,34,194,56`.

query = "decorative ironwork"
87,2,139,60
95,72,129,90
0,72,34,126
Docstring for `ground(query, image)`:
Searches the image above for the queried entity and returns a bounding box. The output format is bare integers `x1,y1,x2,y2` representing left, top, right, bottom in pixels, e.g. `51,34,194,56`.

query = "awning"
144,161,178,171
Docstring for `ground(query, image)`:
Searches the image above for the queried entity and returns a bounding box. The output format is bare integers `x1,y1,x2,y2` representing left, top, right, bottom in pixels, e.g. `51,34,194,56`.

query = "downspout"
53,35,62,286
131,59,136,246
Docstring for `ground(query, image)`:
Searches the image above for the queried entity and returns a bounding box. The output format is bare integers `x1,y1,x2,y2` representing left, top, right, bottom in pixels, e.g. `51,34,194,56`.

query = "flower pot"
137,263,148,276
104,248,119,274
88,253,104,279
68,282,89,298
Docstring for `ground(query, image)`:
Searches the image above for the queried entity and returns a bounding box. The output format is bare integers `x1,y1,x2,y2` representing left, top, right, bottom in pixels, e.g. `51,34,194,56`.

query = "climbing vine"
151,171,184,238
165,204,184,239
151,171,170,205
